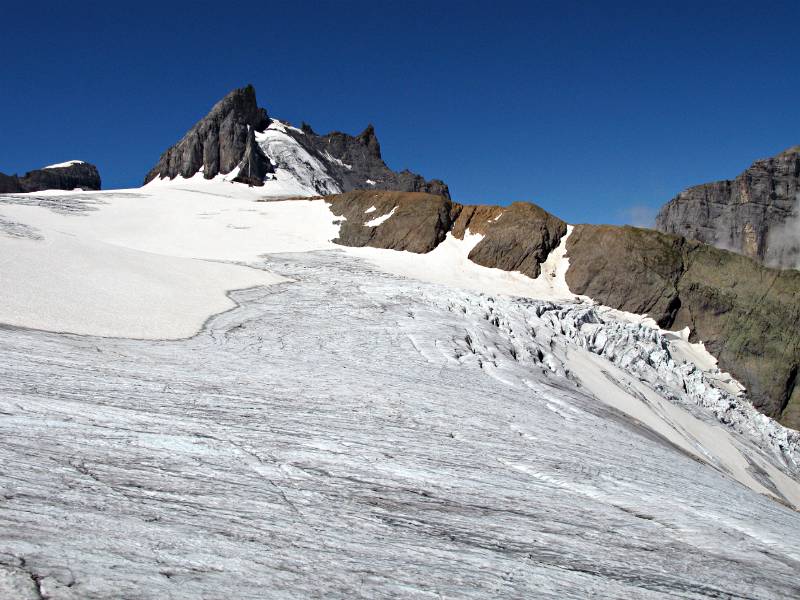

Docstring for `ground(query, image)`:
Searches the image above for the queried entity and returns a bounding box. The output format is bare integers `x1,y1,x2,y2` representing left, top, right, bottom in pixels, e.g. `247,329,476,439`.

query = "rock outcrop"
144,85,270,185
565,226,685,327
565,224,800,429
326,191,565,276
655,145,800,268
0,173,21,194
327,190,454,253
143,85,449,197
452,203,567,278
0,161,101,193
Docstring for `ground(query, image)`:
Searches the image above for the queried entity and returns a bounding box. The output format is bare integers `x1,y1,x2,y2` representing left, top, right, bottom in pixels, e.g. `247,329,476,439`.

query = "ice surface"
1,184,800,598
1,251,799,598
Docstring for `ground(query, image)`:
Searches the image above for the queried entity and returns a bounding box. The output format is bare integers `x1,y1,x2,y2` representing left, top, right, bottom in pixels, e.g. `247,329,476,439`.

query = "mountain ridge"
144,85,449,198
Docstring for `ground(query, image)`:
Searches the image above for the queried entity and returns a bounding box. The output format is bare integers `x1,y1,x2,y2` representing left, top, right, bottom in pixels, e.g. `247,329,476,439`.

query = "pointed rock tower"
144,85,270,184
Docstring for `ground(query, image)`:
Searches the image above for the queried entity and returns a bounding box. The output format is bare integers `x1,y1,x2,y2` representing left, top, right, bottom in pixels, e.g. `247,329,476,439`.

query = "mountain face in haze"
655,146,800,268
144,85,449,198
0,161,101,193
328,190,800,429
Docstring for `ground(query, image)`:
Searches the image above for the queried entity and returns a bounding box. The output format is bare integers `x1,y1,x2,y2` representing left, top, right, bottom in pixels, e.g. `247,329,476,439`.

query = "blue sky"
2,1,798,225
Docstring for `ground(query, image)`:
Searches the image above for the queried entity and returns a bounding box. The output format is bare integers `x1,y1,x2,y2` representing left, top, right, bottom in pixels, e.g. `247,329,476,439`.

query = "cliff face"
655,146,800,268
0,161,101,193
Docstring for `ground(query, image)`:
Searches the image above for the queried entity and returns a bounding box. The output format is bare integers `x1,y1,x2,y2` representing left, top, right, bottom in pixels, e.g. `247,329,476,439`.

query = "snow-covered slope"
252,121,342,196
42,159,85,170
1,182,800,598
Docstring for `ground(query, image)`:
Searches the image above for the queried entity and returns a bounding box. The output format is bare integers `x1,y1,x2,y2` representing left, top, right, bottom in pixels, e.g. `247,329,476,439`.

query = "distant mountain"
655,145,800,268
0,160,101,193
144,85,449,198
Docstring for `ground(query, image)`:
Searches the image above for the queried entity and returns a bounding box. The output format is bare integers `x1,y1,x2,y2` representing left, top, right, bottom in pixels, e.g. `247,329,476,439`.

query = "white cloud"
618,204,658,228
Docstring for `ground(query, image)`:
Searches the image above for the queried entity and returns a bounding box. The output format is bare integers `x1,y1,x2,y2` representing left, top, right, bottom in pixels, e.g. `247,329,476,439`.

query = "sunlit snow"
42,159,85,169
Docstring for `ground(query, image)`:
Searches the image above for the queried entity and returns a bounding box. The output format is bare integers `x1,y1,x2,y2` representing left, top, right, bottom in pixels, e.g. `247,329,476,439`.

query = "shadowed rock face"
232,128,273,186
566,224,800,428
143,85,270,184
0,162,101,193
565,226,685,326
298,124,450,198
0,173,23,193
655,146,800,268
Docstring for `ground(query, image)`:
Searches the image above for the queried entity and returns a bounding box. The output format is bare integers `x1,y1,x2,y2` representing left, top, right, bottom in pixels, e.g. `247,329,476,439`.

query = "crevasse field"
1,177,800,599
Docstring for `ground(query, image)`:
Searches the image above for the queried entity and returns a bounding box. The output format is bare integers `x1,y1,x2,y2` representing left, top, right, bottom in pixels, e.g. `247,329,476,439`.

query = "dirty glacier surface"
0,248,798,599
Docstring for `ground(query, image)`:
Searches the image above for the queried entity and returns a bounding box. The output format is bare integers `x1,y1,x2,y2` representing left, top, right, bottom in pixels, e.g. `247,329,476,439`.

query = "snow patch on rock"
42,160,85,169
323,150,352,170
364,206,396,227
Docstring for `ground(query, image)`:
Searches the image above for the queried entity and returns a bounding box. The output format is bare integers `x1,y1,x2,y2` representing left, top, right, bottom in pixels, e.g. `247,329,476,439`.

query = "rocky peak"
356,124,381,158
143,85,269,184
143,85,449,197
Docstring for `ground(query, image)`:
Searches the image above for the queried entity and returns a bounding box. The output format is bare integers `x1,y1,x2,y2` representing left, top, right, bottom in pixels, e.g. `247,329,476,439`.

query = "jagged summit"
144,85,269,184
143,85,449,198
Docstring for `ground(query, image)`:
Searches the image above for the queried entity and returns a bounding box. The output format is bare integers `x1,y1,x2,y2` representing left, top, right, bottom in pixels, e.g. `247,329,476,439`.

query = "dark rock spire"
143,85,269,184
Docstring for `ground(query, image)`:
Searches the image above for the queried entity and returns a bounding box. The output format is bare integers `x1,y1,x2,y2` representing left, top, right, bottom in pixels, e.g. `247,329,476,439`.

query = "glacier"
1,183,800,599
